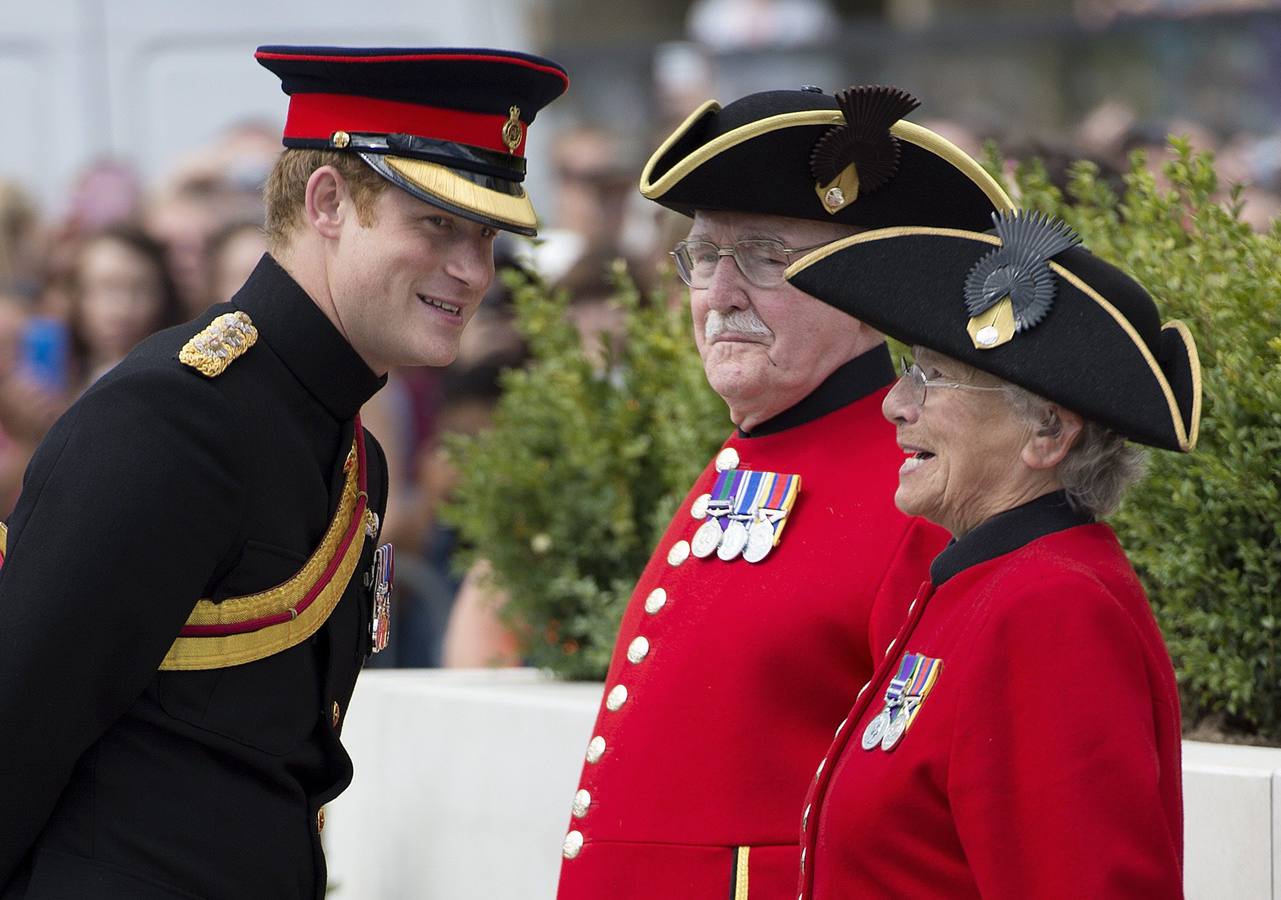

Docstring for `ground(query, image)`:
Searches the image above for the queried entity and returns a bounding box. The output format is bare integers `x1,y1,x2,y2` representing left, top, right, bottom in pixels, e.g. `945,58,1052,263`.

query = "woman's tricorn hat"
256,46,569,236
639,85,1013,229
784,212,1201,451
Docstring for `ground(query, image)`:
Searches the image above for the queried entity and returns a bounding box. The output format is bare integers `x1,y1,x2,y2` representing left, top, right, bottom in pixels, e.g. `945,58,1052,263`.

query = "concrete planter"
324,670,601,900
325,670,1281,899
1183,740,1281,899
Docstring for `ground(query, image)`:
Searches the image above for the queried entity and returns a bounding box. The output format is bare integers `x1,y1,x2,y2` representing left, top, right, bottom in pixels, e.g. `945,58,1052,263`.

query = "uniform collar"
739,343,895,438
929,490,1093,586
232,254,386,421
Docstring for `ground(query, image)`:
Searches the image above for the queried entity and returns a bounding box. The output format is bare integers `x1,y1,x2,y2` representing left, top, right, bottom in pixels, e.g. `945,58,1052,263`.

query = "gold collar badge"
179,311,258,377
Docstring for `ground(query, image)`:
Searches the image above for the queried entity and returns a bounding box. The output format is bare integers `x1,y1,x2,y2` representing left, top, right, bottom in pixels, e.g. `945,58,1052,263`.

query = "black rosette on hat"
639,84,1012,230
963,211,1082,348
809,86,919,214
784,213,1201,452
256,45,569,236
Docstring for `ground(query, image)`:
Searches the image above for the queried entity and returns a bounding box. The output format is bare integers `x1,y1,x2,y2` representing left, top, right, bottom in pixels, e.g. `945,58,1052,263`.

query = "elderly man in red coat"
555,86,1013,899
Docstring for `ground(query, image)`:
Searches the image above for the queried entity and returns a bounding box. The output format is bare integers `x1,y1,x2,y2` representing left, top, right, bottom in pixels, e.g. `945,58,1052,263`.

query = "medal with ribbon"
369,543,394,654
718,470,766,561
692,469,740,558
691,468,802,563
862,652,943,752
743,472,800,563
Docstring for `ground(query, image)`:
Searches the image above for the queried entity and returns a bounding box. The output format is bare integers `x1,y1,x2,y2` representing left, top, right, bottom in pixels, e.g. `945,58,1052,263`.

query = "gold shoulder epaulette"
179,311,258,378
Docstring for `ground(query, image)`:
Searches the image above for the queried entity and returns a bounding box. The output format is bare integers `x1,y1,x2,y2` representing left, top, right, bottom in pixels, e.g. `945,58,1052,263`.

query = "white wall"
327,671,1281,900
0,0,547,213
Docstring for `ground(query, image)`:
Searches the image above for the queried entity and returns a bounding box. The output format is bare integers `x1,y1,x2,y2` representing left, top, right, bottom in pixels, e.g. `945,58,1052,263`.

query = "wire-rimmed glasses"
895,358,1006,407
670,239,829,289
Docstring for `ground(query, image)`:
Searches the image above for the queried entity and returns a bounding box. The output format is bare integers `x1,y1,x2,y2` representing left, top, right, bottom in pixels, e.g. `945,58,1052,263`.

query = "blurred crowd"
0,39,1276,668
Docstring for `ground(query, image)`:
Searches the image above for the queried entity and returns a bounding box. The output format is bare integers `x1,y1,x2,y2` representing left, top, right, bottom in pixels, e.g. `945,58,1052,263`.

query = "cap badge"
963,210,1081,350
502,106,523,153
809,86,919,215
178,311,258,378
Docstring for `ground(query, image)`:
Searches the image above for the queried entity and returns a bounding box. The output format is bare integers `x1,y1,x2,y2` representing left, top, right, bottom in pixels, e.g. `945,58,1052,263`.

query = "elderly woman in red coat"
784,210,1200,899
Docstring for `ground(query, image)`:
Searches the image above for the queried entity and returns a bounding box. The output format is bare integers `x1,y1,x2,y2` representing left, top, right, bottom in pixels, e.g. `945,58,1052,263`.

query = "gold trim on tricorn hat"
638,85,1013,230
785,220,1201,452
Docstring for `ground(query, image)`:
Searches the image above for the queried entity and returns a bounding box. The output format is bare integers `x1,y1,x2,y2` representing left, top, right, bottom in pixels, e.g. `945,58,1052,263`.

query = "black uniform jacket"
0,255,389,899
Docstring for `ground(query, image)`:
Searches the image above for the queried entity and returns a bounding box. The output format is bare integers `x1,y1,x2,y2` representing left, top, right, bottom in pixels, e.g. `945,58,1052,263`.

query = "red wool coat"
800,508,1184,899
556,350,947,900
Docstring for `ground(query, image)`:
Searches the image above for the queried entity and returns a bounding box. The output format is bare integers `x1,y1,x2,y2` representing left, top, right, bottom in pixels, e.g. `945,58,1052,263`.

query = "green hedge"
443,265,727,680
992,141,1281,741
446,146,1280,741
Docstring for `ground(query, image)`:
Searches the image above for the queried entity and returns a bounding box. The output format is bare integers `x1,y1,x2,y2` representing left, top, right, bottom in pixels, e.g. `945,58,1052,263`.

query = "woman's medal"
881,705,910,750
861,708,891,750
863,652,943,752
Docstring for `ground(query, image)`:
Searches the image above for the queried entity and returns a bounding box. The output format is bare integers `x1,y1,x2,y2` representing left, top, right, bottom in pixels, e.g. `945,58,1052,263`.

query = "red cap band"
283,93,526,156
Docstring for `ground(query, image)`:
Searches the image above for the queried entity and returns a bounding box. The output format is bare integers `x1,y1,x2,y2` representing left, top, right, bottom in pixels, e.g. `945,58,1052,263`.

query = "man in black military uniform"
0,45,567,898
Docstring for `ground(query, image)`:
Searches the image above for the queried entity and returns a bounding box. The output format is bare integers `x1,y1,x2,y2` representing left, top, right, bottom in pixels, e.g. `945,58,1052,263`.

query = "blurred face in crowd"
211,224,268,304
76,236,168,362
326,177,497,374
881,346,1071,536
685,210,870,431
0,293,29,375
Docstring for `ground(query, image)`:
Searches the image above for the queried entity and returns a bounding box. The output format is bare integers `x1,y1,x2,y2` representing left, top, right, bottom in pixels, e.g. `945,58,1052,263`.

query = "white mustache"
705,308,773,341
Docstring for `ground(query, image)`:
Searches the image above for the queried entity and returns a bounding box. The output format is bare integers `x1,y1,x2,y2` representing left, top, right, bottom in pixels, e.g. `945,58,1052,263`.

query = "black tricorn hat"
639,85,1012,229
785,212,1201,452
256,45,569,236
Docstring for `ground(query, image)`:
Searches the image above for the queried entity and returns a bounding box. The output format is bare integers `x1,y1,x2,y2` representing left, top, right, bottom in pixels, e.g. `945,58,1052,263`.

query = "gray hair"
1000,382,1148,518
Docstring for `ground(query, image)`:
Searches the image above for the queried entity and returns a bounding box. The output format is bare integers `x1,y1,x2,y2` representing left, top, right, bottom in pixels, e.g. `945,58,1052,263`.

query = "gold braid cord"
159,443,367,671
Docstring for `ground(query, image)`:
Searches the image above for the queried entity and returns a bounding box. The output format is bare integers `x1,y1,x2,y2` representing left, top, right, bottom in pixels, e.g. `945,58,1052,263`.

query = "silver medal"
691,518,723,558
743,519,775,563
861,709,891,750
717,520,749,560
881,707,909,751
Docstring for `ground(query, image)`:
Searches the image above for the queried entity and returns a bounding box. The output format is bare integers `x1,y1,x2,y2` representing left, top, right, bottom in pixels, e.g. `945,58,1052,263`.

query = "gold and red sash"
158,420,372,671
0,419,371,671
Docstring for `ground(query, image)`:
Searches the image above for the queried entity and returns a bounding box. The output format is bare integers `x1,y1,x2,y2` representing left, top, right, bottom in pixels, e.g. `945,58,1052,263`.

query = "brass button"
571,788,592,818
626,636,650,664
690,493,711,519
331,701,341,728
644,588,667,615
585,736,606,764
666,540,690,566
605,684,629,711
562,830,584,859
715,447,740,472
316,807,326,832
